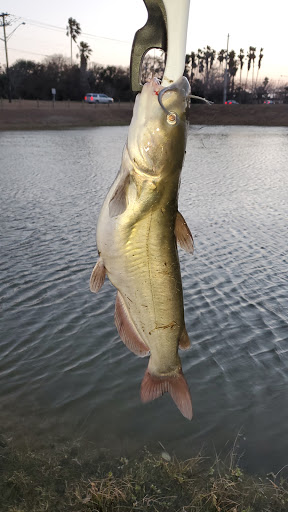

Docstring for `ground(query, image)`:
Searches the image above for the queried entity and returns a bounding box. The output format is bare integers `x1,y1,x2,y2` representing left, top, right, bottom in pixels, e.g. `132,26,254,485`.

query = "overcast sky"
1,0,287,84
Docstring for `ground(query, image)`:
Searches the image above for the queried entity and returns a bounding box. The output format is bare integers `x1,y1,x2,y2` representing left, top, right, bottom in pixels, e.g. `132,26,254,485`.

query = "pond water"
1,125,287,474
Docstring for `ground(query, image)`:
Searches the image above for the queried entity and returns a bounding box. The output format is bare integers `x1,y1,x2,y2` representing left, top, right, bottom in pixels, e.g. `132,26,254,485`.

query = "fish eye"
167,112,177,125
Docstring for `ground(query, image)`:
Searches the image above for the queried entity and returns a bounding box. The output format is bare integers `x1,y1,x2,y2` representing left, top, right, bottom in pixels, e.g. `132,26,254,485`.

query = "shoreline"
0,100,288,130
1,433,287,511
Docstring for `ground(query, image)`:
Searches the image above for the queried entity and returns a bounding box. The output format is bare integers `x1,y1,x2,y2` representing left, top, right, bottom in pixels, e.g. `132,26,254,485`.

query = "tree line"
0,55,131,102
0,16,287,103
184,45,270,103
186,46,264,91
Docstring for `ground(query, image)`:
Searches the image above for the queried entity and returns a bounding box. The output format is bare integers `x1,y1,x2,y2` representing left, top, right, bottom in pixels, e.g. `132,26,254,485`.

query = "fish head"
128,76,190,179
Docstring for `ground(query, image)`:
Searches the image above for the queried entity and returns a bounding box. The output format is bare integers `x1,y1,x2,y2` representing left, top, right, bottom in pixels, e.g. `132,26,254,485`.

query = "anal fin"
89,257,106,293
179,328,191,350
175,211,194,254
114,292,150,357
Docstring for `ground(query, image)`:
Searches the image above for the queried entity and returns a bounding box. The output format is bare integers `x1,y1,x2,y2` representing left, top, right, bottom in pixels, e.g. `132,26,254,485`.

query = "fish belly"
99,200,184,375
94,169,192,419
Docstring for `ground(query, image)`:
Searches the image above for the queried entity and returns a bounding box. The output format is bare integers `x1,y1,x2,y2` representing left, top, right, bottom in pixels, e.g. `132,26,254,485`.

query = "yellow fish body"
90,76,193,419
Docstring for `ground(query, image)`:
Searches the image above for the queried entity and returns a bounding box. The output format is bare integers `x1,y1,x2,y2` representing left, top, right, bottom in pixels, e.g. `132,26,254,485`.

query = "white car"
84,93,114,104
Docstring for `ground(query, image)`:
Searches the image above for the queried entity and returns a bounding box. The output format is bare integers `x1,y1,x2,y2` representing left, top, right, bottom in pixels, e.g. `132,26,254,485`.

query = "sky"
1,0,288,85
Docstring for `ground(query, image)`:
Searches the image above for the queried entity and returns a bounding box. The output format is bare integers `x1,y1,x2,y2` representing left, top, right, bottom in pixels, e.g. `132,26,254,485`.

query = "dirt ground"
0,99,288,130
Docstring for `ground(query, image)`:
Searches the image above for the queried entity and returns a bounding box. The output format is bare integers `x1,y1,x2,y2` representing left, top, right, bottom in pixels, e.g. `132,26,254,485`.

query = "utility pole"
223,33,229,104
0,12,12,103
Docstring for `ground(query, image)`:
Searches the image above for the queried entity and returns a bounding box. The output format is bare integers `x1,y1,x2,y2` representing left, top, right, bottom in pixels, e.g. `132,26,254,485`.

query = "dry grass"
0,433,287,512
1,100,288,130
189,103,288,126
0,100,134,130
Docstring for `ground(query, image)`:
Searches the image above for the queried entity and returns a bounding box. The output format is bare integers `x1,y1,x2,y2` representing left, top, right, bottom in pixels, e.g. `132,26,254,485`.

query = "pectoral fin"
109,173,130,218
175,211,194,254
89,257,106,293
114,292,150,357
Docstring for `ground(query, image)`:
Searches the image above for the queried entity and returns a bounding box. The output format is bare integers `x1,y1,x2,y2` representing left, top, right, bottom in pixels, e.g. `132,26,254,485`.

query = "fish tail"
140,367,192,420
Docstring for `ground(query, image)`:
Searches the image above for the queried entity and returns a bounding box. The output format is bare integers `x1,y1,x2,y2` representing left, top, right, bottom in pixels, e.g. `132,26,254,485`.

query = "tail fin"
141,368,192,420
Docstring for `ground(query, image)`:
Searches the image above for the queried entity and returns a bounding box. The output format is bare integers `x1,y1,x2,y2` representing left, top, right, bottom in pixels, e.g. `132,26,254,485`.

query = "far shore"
0,99,288,130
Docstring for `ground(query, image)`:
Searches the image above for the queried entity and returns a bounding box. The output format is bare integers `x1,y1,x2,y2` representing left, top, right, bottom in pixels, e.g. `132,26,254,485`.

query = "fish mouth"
146,77,163,95
144,78,181,125
144,76,190,126
158,76,190,122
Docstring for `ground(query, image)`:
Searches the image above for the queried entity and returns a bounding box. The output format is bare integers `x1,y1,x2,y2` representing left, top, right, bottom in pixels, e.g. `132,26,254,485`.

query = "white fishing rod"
161,0,190,86
160,0,211,104
130,0,190,91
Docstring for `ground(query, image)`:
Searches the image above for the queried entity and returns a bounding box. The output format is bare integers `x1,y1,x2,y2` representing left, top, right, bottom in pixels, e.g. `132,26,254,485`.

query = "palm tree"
203,46,210,84
245,46,254,89
77,41,92,96
250,47,257,88
255,48,264,89
237,48,245,87
190,51,197,84
228,50,238,95
197,49,204,78
202,45,216,92
203,45,211,78
185,54,190,78
78,41,92,72
66,17,81,65
184,51,197,86
217,49,226,74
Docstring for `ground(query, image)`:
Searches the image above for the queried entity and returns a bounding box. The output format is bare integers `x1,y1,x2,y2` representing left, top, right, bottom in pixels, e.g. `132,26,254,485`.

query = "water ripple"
1,126,288,474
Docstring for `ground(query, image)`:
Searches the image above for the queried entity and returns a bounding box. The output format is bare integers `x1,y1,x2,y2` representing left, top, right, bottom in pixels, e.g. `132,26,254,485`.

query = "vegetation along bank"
0,100,288,130
0,434,288,512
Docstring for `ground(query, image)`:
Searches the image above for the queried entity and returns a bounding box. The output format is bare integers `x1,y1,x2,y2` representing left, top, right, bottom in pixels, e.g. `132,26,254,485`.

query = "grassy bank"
0,100,134,130
0,100,288,130
189,103,288,127
0,434,287,512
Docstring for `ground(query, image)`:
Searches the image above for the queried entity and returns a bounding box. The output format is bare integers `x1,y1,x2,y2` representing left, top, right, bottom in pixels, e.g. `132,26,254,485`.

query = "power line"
18,17,66,32
4,46,49,58
14,14,130,44
0,13,131,69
